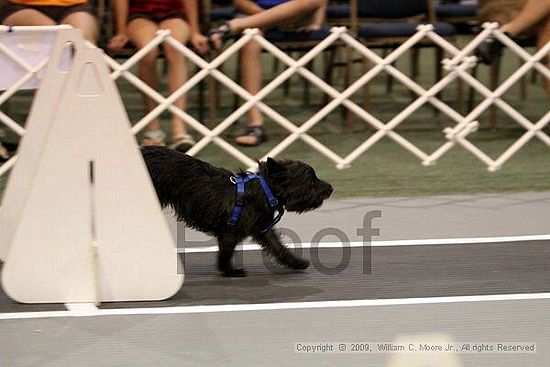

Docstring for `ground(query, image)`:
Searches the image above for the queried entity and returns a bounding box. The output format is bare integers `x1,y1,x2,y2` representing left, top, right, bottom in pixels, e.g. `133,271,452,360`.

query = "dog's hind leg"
253,230,309,270
217,236,247,277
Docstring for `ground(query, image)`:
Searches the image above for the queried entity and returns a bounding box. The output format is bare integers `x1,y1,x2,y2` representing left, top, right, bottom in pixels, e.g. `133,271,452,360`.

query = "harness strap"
228,173,284,231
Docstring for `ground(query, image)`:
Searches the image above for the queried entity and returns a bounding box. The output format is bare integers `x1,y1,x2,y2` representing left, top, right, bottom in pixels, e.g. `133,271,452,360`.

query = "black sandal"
475,32,510,65
208,21,233,50
235,125,267,147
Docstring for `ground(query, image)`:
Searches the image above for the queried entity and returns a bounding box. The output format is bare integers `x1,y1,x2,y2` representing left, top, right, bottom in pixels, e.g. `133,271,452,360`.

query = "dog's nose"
326,184,334,197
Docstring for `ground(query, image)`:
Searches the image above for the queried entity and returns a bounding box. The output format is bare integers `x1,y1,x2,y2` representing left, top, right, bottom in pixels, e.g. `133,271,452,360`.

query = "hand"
107,33,129,51
190,32,209,54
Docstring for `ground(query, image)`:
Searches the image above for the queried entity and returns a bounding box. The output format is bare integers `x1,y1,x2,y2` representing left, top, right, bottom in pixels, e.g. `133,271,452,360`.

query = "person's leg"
1,8,55,26
209,0,324,47
308,0,327,30
159,17,195,149
159,18,190,136
231,0,324,32
501,0,550,37
127,17,163,144
62,11,98,44
236,38,265,146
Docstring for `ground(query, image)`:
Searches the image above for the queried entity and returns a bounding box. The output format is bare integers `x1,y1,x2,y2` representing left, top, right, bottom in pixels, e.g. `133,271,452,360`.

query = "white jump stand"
0,28,183,303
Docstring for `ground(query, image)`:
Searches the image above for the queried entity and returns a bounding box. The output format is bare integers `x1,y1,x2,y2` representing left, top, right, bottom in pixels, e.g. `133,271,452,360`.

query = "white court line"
1,292,550,320
181,234,550,253
0,235,548,321
65,303,99,316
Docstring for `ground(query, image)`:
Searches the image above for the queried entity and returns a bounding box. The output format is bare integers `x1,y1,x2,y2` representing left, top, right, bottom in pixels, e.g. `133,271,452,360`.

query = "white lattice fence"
0,23,549,178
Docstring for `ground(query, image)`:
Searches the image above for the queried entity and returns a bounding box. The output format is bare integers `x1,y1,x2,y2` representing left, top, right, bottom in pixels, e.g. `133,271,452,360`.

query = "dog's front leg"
253,230,310,270
217,236,247,277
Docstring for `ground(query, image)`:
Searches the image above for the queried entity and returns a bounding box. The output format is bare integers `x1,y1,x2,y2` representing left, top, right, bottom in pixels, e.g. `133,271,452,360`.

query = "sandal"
169,133,196,153
235,125,267,147
208,21,233,50
140,129,166,147
475,32,510,65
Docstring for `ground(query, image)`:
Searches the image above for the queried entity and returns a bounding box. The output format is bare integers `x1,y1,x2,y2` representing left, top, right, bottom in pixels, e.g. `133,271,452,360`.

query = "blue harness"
228,172,284,232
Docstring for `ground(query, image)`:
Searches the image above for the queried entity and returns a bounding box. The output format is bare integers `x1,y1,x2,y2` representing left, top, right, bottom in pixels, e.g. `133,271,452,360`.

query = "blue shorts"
256,0,288,10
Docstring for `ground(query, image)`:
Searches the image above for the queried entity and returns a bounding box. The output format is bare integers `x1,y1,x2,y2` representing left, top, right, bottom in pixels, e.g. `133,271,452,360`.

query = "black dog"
142,146,333,277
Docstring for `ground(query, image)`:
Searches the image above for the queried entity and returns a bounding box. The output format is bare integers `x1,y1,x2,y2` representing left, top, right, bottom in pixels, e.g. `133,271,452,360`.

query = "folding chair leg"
217,61,224,109
345,45,354,129
489,58,501,129
208,75,218,128
519,56,527,101
411,47,420,101
456,77,465,115
468,65,477,111
433,47,443,116
198,73,205,124
303,54,311,106
363,57,372,125
386,49,394,94
322,46,337,106
283,53,291,98
531,68,538,84
233,52,242,111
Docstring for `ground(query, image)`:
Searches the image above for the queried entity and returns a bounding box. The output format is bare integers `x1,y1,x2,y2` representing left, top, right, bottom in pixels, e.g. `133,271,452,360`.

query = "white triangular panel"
0,29,183,303
0,28,79,261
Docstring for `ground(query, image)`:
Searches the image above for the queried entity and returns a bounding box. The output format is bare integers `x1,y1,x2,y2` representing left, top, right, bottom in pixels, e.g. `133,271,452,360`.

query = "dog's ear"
266,157,286,174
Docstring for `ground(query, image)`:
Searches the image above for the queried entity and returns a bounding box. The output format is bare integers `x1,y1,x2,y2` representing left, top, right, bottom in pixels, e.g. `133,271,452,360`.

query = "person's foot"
140,129,166,146
235,125,267,146
168,133,195,153
208,21,234,50
475,32,510,65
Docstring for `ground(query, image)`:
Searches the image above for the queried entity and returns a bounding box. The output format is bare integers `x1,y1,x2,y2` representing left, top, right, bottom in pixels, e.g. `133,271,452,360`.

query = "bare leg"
236,38,265,145
308,0,327,29
230,0,324,33
127,18,162,142
501,0,550,37
62,11,98,44
159,18,191,138
2,9,56,26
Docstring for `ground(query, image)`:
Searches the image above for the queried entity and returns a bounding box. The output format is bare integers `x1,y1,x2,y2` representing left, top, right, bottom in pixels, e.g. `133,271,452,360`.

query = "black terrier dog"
142,146,333,277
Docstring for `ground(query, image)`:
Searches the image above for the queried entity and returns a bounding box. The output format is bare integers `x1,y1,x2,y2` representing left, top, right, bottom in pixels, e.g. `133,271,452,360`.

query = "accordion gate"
1,23,549,178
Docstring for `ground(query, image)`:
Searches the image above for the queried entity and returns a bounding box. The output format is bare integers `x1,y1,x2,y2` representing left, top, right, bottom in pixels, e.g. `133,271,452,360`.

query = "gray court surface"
0,192,549,367
180,191,550,246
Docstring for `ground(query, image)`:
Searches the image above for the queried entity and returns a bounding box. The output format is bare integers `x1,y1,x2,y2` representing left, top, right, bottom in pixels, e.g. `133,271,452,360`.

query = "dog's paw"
222,268,248,277
288,258,310,270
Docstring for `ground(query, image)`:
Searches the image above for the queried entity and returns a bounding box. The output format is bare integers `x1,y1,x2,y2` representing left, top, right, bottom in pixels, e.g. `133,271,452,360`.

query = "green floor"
0,44,549,200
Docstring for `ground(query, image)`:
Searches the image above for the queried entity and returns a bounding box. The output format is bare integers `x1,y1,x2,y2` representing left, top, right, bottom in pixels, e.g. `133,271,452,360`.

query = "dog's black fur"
142,146,333,277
